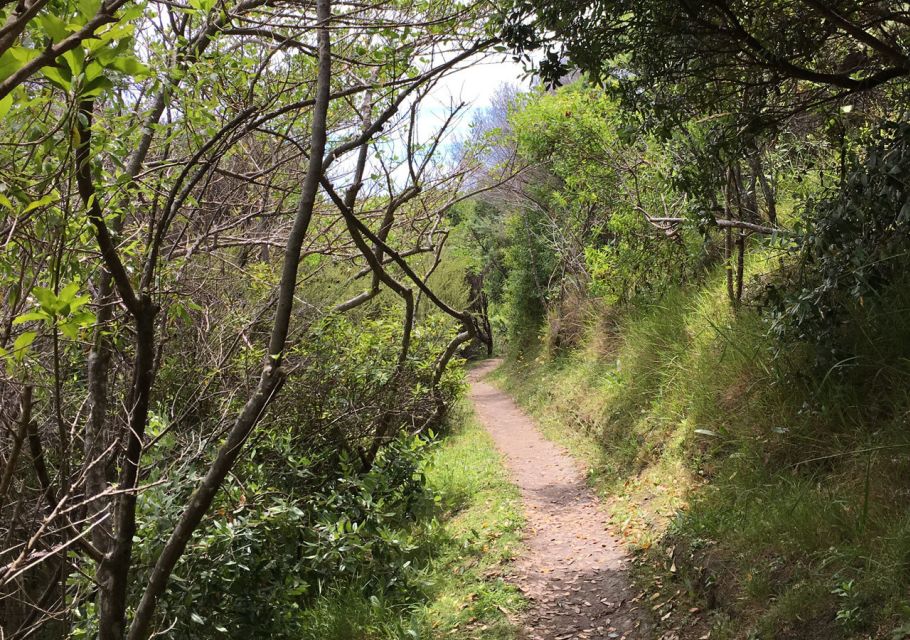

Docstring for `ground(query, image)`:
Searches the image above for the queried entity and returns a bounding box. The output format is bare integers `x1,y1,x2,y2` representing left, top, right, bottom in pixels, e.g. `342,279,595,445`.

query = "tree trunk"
126,2,333,636
98,303,158,640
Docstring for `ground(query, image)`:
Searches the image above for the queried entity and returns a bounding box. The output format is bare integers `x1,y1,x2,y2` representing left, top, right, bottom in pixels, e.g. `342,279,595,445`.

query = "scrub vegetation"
4,0,910,638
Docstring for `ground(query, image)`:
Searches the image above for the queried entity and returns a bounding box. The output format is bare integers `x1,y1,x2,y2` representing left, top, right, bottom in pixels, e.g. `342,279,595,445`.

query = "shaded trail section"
468,360,651,640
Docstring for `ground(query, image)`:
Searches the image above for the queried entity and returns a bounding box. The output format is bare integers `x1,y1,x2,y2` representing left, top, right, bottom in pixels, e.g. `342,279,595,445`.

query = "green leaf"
33,287,57,313
0,47,39,81
36,14,69,42
84,60,105,81
8,46,39,63
71,294,91,311
0,94,12,120
69,310,96,326
57,282,80,304
93,38,130,64
91,22,135,48
119,4,145,22
59,321,79,339
62,47,85,77
188,0,216,12
40,64,71,90
107,55,150,78
76,0,102,23
12,331,36,361
23,191,60,214
12,311,50,325
83,75,113,97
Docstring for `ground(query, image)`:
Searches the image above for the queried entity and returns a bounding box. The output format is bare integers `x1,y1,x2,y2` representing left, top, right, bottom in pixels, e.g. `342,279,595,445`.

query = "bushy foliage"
460,84,708,355
134,434,439,640
61,300,464,638
500,204,554,348
763,122,910,358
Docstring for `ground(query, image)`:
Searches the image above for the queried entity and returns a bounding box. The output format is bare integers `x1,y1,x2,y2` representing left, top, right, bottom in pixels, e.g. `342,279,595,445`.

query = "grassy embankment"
493,265,910,639
298,404,525,639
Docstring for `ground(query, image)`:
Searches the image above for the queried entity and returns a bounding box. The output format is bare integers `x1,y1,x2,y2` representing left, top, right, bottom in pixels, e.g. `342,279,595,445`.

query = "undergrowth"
494,263,910,639
296,403,525,639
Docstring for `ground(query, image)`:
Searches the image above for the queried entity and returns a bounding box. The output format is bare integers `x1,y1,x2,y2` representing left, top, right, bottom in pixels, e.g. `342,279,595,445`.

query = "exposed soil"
468,360,654,640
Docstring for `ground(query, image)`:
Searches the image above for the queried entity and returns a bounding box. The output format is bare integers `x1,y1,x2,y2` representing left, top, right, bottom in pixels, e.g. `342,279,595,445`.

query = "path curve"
468,359,650,640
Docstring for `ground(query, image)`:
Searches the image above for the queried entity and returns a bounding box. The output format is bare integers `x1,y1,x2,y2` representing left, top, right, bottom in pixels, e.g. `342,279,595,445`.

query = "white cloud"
417,53,532,141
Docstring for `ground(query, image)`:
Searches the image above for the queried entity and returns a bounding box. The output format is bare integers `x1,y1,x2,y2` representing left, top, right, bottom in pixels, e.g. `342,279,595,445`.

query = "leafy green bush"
500,206,553,350
63,304,466,639
763,122,910,359
126,433,439,639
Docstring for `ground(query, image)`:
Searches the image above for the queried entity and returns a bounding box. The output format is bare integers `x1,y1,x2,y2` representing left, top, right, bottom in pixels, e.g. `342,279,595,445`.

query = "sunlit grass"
494,256,910,639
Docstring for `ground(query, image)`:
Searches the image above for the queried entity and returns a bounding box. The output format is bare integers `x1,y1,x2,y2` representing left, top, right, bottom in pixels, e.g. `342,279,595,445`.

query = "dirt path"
468,360,651,640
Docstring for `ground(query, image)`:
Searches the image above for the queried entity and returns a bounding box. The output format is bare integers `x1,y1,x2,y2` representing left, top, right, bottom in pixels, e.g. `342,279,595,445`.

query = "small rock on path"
468,359,652,640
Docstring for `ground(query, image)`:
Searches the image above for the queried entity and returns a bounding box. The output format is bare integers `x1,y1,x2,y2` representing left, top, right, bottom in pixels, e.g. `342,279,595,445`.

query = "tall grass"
495,262,910,639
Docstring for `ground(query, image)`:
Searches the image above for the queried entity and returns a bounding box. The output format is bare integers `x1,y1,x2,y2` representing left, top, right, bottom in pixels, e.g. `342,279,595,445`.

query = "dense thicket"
475,0,910,359
0,0,503,637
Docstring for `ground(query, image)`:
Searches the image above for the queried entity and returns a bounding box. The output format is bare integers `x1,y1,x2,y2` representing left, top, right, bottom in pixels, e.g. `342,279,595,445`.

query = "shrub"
763,122,910,360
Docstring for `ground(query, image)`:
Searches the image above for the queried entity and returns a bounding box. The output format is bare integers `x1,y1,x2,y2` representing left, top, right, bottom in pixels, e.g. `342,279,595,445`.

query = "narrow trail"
468,360,651,640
